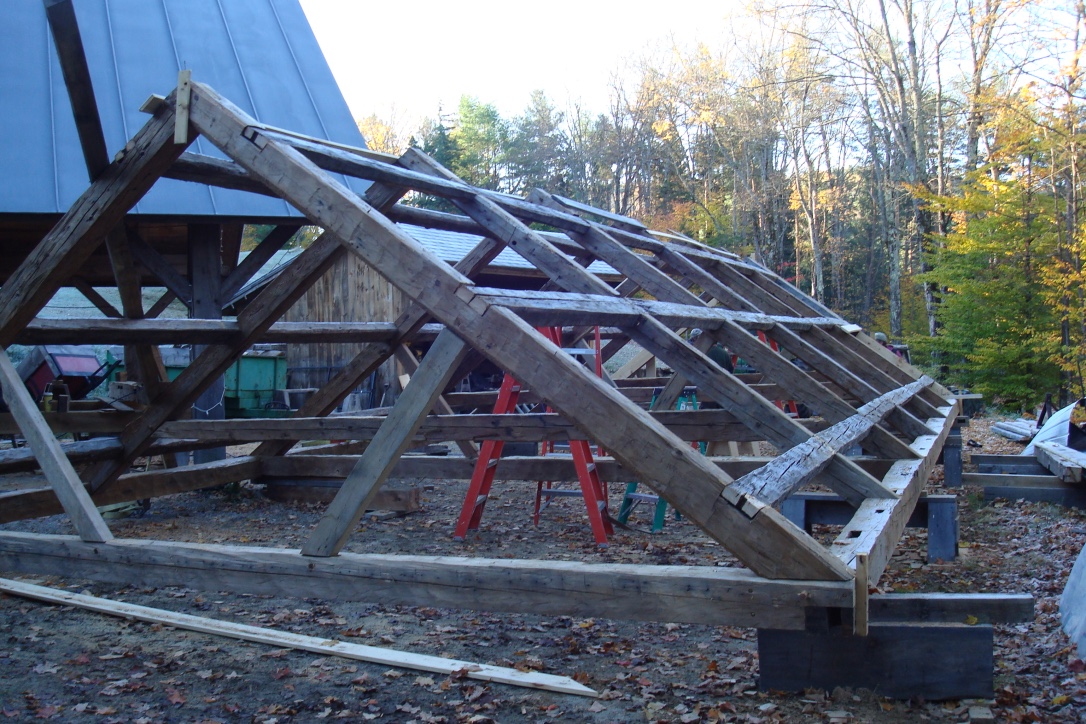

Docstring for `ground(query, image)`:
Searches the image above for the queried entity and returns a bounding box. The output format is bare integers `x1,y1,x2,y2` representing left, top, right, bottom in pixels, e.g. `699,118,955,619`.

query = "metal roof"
0,0,368,217
402,225,619,276
225,224,621,309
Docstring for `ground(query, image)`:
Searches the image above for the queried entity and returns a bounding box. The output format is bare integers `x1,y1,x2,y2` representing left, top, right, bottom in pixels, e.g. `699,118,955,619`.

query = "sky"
298,0,736,130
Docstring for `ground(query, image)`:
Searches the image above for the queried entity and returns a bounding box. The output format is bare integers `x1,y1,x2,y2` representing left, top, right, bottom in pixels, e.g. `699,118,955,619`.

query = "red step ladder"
454,327,613,547
453,373,521,539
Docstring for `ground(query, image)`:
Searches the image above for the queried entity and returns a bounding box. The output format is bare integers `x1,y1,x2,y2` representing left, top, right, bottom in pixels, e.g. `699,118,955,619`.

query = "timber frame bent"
0,79,960,635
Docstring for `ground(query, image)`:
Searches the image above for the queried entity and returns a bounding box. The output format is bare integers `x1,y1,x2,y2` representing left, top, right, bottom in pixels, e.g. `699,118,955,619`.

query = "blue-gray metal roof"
402,225,619,276
0,0,369,217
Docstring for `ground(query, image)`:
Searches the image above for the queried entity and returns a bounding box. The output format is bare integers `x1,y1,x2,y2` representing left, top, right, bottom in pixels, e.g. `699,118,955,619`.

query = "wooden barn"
0,0,1034,703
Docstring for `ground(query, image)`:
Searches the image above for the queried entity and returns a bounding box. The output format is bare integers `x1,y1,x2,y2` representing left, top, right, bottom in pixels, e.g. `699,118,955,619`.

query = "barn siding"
283,254,406,408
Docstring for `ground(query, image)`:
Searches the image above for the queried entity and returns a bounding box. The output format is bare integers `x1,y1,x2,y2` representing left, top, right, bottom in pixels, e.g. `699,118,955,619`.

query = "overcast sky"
298,0,735,127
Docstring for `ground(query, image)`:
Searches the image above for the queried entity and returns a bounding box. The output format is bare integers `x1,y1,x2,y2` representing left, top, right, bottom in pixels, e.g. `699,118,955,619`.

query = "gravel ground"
0,417,1084,722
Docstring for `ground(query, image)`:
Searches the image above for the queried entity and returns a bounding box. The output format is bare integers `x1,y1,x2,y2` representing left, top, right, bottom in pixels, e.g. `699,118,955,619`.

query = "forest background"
347,0,1085,411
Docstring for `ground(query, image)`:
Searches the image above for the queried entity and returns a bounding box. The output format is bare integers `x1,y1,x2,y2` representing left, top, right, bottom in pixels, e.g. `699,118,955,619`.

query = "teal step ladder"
616,387,698,532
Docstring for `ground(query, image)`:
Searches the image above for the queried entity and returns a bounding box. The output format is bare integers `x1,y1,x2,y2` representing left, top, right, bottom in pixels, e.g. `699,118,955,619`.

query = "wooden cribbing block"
942,434,963,488
758,623,993,700
926,495,958,563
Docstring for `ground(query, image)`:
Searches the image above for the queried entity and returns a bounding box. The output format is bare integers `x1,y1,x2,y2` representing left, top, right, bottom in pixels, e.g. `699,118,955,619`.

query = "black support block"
758,623,993,700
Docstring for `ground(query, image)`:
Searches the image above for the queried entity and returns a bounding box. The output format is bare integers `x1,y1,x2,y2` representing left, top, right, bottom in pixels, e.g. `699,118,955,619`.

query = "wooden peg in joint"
174,69,191,144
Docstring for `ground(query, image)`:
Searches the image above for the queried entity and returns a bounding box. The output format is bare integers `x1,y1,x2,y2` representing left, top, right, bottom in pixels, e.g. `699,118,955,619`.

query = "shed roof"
0,0,368,218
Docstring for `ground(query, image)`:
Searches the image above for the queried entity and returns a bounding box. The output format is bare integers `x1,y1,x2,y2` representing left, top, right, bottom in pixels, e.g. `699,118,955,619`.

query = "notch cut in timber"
0,77,962,642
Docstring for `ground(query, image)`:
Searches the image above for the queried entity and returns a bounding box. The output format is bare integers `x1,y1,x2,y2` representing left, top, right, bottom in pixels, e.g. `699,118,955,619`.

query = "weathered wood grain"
1034,441,1086,484
0,533,853,630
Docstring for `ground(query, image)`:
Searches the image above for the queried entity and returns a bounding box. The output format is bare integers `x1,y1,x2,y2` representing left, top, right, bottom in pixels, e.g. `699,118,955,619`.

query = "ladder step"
540,489,583,498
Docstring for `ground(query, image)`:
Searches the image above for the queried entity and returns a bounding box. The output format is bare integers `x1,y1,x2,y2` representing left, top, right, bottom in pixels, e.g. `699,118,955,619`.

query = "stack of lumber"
991,419,1036,442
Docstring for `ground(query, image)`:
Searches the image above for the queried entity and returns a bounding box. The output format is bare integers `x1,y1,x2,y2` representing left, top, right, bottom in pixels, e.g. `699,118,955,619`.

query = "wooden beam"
0,410,134,436
704,319,915,463
261,453,895,485
654,246,760,314
165,152,278,197
867,593,1034,625
0,533,853,630
0,457,261,524
474,287,844,331
145,290,177,319
822,326,952,408
1034,441,1086,484
126,228,194,306
0,349,111,542
627,316,892,507
761,324,932,444
151,409,825,444
961,472,1063,488
189,223,226,465
0,577,597,697
831,407,957,590
43,0,109,179
0,436,231,476
220,225,301,300
16,318,443,346
725,379,930,506
71,277,122,317
303,329,472,556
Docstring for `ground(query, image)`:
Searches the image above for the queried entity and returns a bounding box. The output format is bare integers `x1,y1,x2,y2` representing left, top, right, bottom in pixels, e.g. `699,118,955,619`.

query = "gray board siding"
0,0,369,217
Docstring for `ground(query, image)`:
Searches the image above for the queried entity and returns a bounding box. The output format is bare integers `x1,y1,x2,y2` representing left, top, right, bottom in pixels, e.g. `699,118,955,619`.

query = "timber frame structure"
0,79,961,639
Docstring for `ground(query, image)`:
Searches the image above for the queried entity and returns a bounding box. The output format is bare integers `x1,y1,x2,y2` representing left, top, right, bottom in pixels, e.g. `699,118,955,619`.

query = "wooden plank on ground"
0,577,596,697
0,350,111,542
0,533,853,630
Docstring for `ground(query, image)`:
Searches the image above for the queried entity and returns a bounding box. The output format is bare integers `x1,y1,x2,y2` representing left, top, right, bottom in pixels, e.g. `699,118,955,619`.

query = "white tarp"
1022,400,1081,456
